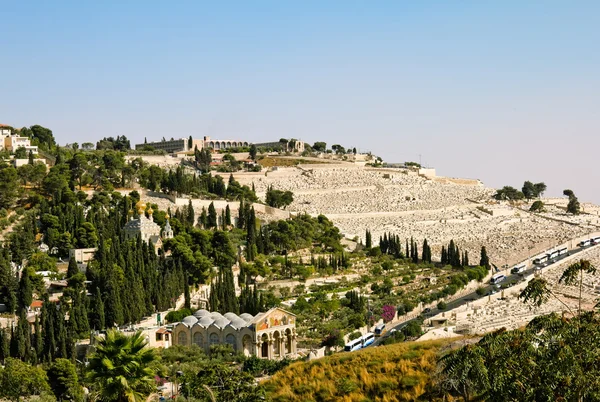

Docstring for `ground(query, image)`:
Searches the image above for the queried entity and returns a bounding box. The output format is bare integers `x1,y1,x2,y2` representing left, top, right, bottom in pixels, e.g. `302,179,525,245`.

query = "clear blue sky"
1,1,599,203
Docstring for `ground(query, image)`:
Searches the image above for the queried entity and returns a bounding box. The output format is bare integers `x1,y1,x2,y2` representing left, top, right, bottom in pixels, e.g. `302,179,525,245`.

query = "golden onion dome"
136,200,145,214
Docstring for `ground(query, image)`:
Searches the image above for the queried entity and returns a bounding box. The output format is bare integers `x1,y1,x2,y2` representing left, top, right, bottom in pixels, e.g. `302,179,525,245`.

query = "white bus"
592,237,600,245
547,250,560,261
533,255,549,265
490,273,505,285
344,338,363,352
511,264,526,274
374,323,386,337
361,332,375,348
579,239,591,247
557,247,568,257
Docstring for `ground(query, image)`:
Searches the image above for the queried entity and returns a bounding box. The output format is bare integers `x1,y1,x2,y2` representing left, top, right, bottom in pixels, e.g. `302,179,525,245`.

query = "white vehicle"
547,250,560,261
361,332,375,348
591,237,600,245
579,239,592,247
511,264,526,274
533,255,549,265
490,273,505,285
557,247,568,257
344,338,363,352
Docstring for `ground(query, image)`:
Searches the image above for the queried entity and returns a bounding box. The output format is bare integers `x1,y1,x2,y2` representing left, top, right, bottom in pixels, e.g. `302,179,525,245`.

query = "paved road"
370,242,597,347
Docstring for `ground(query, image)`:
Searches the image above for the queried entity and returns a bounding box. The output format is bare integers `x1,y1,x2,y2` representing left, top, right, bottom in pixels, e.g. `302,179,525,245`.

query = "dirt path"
0,211,20,242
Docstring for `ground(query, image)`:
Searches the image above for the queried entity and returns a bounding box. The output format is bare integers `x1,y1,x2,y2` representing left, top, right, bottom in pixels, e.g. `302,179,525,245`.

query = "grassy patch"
261,339,452,401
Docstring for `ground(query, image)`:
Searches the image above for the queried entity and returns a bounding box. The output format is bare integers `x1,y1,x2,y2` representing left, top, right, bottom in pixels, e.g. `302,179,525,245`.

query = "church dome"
198,316,215,327
230,317,248,329
212,316,231,329
239,313,254,322
193,309,210,318
181,316,198,326
224,312,239,321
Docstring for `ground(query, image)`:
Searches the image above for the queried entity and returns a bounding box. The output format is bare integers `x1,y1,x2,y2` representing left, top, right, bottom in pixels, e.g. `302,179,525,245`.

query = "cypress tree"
380,233,387,253
365,229,372,249
9,325,18,359
34,315,43,361
90,287,105,330
41,296,56,363
412,239,419,264
422,239,430,263
225,205,232,226
448,240,455,266
480,246,490,270
18,268,33,311
184,275,191,310
55,305,68,359
207,202,217,229
186,200,195,227
0,328,8,363
199,207,207,228
209,283,218,312
246,207,257,261
237,199,246,229
67,257,79,279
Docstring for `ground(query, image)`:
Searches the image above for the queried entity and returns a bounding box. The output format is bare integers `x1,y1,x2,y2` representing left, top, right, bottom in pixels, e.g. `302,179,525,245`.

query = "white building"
0,125,38,154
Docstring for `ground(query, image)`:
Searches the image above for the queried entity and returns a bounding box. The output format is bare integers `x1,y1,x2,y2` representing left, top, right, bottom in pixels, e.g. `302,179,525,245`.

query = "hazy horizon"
1,1,598,203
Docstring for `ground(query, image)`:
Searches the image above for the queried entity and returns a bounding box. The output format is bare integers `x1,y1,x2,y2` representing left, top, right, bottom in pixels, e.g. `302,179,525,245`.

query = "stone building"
123,201,173,251
172,307,297,360
135,136,305,154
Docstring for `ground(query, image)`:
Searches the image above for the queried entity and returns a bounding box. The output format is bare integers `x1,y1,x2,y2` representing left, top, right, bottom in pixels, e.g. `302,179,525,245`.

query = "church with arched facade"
171,307,297,360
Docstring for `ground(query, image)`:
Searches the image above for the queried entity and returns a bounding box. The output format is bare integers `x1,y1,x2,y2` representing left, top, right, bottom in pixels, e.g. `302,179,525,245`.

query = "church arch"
193,332,203,348
261,333,269,358
209,332,219,346
242,334,253,356
225,334,237,351
177,331,187,346
273,331,281,357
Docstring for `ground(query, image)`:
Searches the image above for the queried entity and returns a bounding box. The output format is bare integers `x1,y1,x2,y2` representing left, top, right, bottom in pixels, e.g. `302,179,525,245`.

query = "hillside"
262,339,453,402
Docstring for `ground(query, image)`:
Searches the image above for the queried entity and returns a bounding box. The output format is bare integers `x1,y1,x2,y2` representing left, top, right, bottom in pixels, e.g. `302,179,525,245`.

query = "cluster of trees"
18,125,56,151
310,141,357,155
265,186,294,209
193,147,212,173
95,135,130,151
0,328,276,402
494,181,546,201
564,189,581,215
440,239,469,267
378,232,404,258
441,259,598,401
371,233,434,264
142,166,258,202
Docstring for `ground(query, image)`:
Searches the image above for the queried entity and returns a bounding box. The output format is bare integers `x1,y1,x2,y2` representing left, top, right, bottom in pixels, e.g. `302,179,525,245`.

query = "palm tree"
559,259,597,315
87,330,156,402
